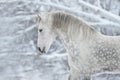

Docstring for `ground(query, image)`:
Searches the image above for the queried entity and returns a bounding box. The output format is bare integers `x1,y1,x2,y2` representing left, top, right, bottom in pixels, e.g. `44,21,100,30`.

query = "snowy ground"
0,0,120,80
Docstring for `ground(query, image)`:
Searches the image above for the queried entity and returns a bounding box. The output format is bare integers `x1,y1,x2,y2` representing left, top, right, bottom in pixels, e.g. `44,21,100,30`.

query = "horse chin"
36,49,45,55
37,51,46,55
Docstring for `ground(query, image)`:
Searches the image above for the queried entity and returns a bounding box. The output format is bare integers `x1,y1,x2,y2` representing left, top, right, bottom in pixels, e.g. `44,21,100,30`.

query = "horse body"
60,32,120,80
36,11,120,80
58,25,120,80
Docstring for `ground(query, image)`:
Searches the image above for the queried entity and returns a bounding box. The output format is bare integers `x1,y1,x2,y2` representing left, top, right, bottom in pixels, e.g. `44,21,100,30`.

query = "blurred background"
0,0,120,80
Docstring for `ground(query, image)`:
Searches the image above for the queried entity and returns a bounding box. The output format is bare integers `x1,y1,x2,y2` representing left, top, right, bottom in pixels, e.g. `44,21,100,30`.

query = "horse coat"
37,11,120,80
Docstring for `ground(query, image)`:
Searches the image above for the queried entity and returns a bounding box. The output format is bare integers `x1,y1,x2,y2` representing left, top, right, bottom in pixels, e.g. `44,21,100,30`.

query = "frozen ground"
0,0,120,80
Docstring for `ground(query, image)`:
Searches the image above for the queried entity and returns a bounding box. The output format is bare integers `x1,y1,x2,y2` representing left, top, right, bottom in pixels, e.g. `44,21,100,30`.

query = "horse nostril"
38,47,42,53
38,47,46,53
43,47,46,53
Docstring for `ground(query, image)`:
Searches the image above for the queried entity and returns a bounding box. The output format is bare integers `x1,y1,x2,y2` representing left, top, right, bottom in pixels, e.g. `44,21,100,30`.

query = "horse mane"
51,11,97,39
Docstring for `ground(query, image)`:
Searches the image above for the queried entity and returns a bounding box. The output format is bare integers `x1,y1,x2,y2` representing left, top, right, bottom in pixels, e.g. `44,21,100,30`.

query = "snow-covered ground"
0,0,120,80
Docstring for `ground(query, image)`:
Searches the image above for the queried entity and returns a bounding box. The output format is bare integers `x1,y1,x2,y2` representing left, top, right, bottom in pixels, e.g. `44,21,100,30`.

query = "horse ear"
37,14,41,22
32,14,41,23
32,14,42,28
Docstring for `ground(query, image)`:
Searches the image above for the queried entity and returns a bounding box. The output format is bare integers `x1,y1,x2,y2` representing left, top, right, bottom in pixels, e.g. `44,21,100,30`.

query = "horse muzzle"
38,47,46,53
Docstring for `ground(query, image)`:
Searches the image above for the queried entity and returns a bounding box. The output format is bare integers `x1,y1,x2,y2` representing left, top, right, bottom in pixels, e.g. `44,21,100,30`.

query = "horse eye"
39,29,43,32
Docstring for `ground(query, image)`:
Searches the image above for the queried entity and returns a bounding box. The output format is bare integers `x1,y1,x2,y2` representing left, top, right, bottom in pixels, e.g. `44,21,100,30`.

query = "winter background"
0,0,120,80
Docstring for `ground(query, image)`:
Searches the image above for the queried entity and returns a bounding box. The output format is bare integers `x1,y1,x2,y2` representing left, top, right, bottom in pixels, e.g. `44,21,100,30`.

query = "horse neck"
58,22,98,43
57,27,92,52
54,17,100,50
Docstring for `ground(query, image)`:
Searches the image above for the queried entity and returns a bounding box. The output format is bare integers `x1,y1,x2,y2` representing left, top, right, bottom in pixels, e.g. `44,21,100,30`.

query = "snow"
0,0,120,80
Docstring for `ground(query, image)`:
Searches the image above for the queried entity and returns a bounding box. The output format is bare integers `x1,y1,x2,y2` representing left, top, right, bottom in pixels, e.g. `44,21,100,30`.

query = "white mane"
51,12,98,40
